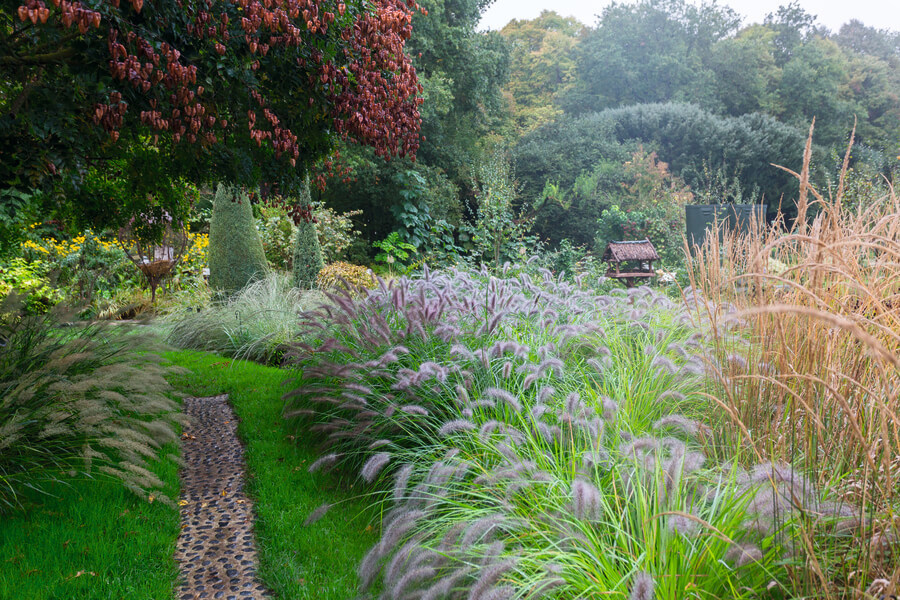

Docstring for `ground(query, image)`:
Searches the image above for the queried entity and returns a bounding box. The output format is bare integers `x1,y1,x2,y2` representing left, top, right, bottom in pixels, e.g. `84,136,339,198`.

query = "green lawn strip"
162,350,379,600
0,448,181,600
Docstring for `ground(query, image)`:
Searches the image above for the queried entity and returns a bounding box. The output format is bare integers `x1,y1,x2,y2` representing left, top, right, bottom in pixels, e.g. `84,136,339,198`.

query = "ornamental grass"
284,264,857,599
684,121,900,597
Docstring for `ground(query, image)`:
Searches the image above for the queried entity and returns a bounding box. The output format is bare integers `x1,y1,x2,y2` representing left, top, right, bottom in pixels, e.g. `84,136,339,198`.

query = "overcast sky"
479,0,900,33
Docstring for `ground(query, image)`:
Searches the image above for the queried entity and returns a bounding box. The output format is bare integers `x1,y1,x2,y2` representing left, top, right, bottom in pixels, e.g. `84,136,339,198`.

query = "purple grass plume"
362,452,392,483
571,479,602,521
629,571,656,600
303,502,333,526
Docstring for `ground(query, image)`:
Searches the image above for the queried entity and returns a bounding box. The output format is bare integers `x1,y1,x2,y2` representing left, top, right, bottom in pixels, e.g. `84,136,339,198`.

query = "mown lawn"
0,447,181,600
163,349,379,600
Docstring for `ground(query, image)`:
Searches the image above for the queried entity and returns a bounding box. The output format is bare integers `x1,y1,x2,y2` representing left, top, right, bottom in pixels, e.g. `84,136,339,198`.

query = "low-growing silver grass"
629,571,656,600
362,452,392,483
303,502,333,526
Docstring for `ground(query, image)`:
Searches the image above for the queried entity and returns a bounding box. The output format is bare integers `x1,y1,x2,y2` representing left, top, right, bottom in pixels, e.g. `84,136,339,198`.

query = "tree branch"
0,47,77,66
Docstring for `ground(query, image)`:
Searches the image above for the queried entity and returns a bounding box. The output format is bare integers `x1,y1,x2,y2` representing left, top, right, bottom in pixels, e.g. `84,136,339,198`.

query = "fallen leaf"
67,570,97,580
178,500,189,507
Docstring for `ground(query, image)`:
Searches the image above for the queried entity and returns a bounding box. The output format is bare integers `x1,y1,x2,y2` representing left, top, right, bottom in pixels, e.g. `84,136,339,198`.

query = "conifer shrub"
208,184,268,295
292,179,324,288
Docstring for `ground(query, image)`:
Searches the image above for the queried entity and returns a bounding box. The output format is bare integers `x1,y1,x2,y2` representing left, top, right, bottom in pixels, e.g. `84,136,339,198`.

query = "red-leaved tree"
1,0,423,224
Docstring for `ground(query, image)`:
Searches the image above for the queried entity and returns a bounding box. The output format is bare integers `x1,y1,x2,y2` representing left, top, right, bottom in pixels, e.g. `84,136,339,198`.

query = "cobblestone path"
175,395,270,600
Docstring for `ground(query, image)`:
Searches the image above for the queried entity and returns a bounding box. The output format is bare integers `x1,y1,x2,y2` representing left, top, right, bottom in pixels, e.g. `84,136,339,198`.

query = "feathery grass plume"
461,515,506,546
571,479,602,521
362,452,393,483
483,388,522,413
652,415,700,437
629,571,656,600
586,357,610,373
656,390,686,403
393,464,415,503
725,543,763,567
536,357,564,378
601,397,618,422
303,502,333,526
479,420,503,441
537,386,555,403
650,355,678,375
439,419,477,437
455,384,471,406
480,586,515,600
400,404,430,416
501,361,514,379
369,439,391,449
469,559,517,600
421,568,472,600
392,565,437,599
581,450,610,472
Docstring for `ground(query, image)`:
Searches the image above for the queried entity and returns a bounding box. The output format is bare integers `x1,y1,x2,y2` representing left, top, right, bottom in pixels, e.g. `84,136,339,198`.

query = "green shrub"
316,261,376,291
0,258,62,313
208,184,268,295
293,178,324,288
0,300,182,511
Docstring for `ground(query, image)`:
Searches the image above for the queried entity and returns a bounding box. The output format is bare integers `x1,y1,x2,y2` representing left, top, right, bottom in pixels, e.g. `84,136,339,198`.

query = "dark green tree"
292,179,324,288
208,184,268,295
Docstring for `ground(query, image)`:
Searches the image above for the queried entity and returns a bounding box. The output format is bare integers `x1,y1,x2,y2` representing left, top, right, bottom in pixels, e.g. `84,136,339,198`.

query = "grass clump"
685,122,900,596
162,350,378,599
165,273,327,364
0,299,182,599
283,266,834,598
0,298,184,510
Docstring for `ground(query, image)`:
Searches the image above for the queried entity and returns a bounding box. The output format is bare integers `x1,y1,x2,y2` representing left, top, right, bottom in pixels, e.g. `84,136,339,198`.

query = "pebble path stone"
176,395,270,600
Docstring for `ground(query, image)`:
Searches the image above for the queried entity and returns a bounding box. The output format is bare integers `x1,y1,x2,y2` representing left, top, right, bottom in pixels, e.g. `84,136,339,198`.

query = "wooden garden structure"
602,239,660,287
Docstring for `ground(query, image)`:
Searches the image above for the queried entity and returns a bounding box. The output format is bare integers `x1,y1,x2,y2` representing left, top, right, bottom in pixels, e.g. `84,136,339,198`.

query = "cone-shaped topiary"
208,184,269,295
292,178,324,288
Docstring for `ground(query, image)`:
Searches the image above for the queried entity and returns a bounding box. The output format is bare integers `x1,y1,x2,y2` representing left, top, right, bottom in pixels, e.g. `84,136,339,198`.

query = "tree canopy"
1,0,424,226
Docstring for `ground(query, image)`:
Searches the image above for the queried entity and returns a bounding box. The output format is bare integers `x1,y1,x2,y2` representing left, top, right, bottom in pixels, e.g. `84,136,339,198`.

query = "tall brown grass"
685,123,900,597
